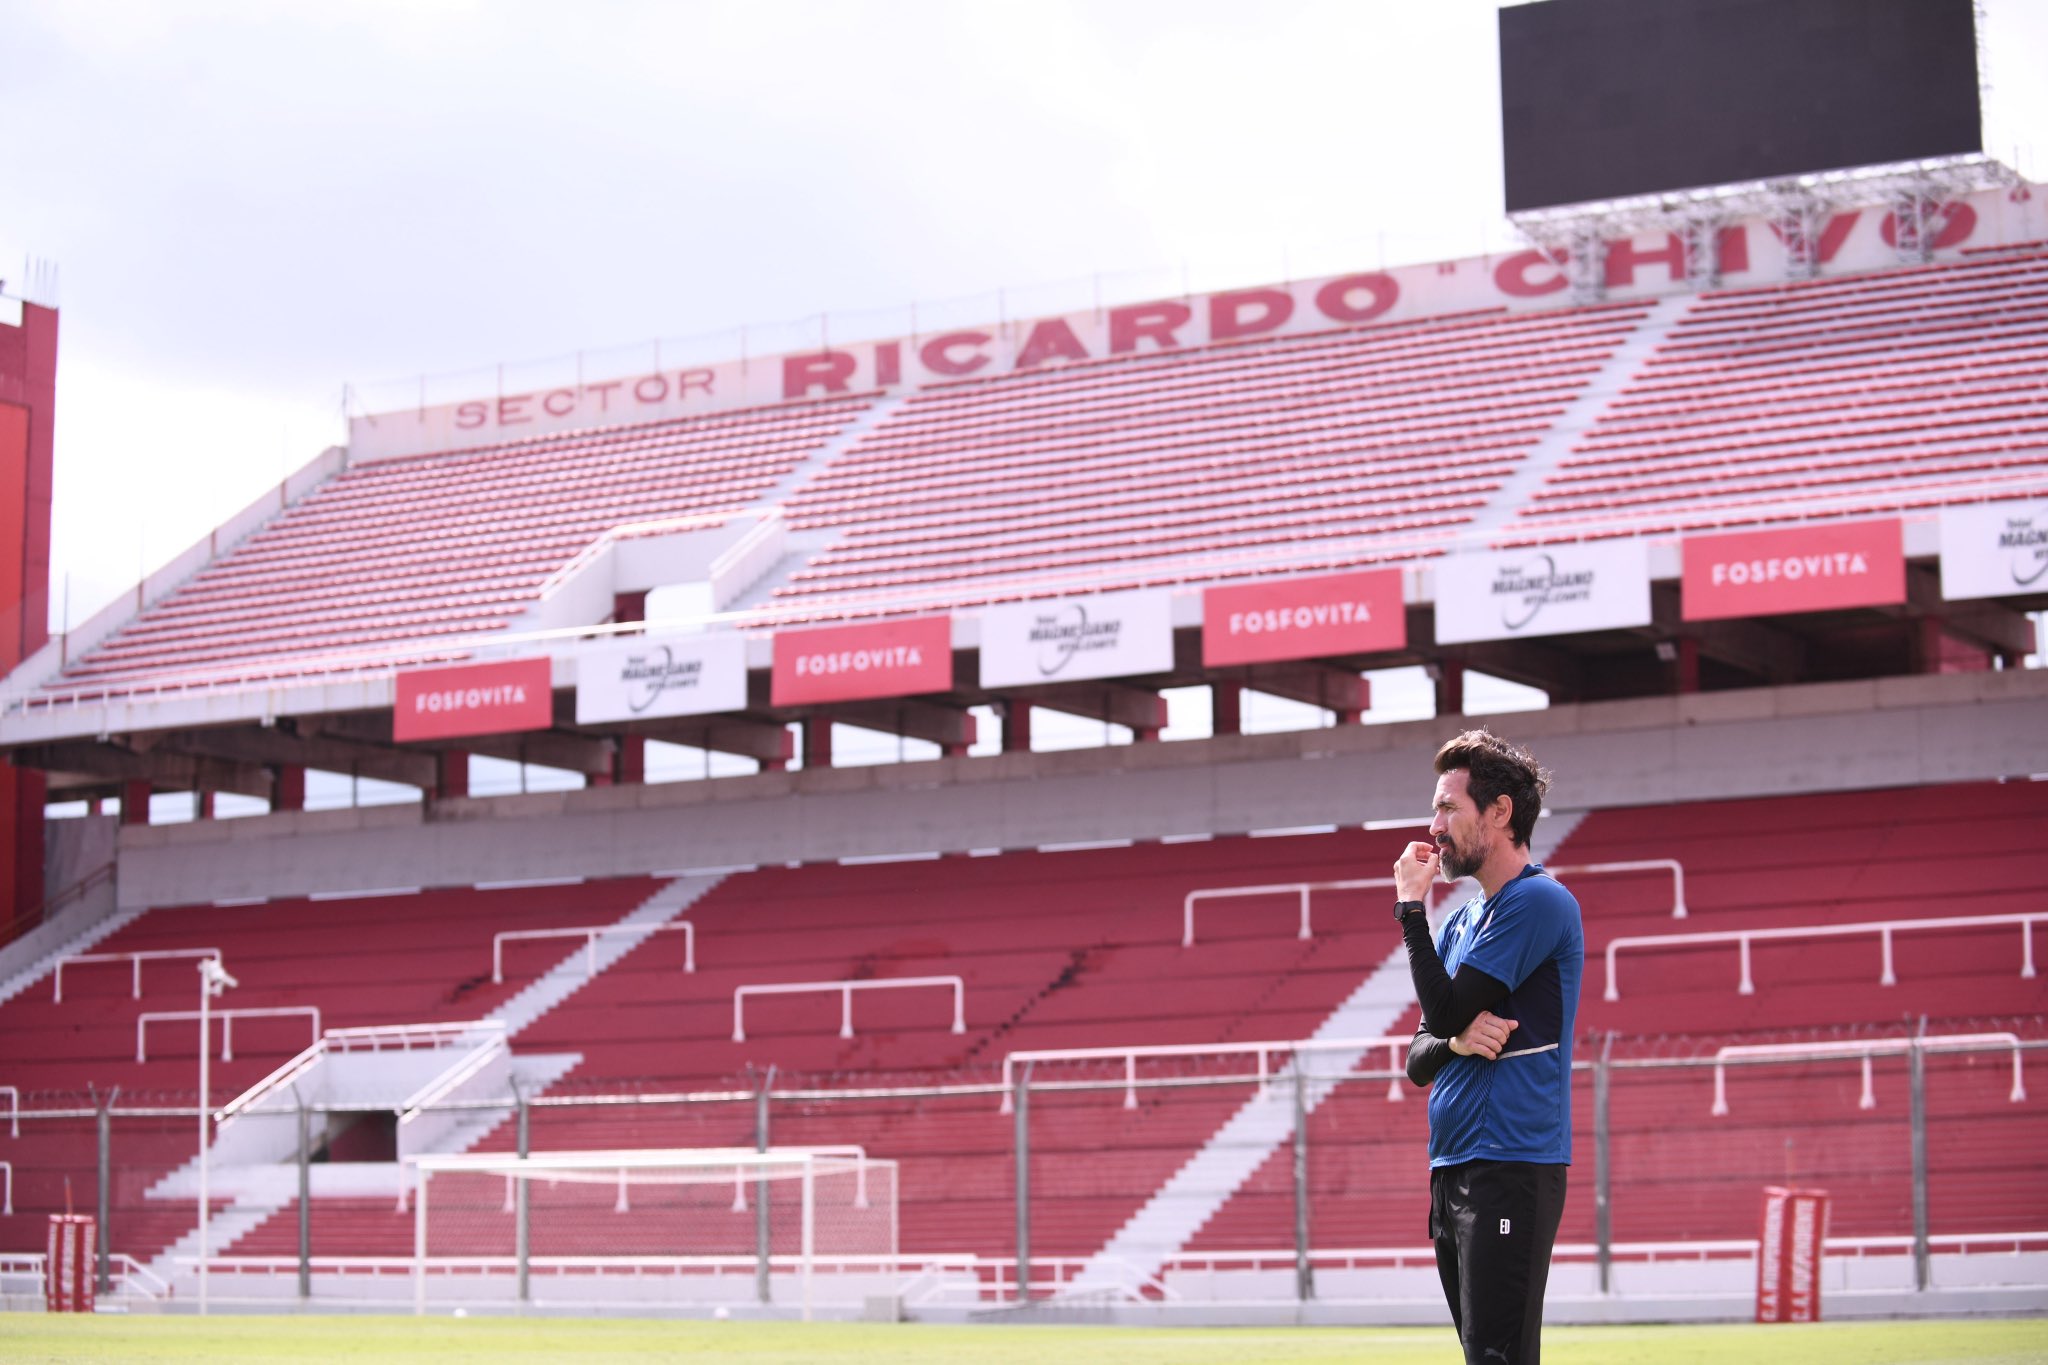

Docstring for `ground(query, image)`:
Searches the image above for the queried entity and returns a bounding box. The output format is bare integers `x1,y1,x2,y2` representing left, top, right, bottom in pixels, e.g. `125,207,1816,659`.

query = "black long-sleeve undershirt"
1400,909,1510,1086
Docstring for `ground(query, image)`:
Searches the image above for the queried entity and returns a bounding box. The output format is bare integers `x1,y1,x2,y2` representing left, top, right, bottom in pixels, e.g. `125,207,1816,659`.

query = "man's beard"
1439,835,1484,882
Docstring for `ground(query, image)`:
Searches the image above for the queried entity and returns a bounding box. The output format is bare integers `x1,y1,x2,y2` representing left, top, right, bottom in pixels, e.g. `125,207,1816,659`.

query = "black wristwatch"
1393,900,1426,924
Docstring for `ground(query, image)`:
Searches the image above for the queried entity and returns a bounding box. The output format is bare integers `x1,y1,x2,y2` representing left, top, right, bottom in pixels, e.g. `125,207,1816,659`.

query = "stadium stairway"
0,873,704,1271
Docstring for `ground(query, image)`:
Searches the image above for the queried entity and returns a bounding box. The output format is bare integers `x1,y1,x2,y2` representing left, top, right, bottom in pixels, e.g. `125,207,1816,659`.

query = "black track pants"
1428,1159,1569,1365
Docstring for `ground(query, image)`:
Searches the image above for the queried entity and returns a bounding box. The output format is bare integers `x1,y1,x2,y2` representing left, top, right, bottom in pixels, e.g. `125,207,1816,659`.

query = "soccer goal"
409,1147,897,1317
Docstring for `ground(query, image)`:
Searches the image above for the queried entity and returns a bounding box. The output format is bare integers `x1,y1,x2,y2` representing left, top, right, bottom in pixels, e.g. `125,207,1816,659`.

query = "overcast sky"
5,0,2046,633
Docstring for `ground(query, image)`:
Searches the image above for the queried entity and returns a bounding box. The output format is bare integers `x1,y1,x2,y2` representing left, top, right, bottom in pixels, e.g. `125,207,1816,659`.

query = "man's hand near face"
1394,840,1440,904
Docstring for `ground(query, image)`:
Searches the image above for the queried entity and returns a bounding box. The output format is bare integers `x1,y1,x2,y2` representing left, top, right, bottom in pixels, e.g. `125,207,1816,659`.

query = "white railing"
396,1031,511,1129
1604,911,2044,1001
1182,877,1398,947
999,1035,1414,1114
0,1251,41,1296
492,921,695,983
217,1020,506,1126
1549,859,1689,919
0,1085,15,1138
111,1252,172,1301
1183,859,1690,947
136,1006,321,1063
1709,1033,2028,1117
731,976,965,1043
0,1160,12,1215
54,948,222,1002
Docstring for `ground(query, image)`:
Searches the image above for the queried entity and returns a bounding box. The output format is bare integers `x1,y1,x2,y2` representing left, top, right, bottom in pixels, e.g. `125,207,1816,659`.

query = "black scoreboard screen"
1499,0,1983,213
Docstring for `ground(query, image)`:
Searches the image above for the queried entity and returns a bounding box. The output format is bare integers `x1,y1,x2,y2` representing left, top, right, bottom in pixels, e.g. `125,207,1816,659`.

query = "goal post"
409,1147,895,1318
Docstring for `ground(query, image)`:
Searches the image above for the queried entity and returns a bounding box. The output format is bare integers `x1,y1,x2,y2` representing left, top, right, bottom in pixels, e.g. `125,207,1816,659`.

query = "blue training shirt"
1425,863,1584,1168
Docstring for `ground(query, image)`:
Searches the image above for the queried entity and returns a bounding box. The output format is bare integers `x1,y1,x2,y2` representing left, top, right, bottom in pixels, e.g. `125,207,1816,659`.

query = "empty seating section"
54,398,871,692
1566,780,2048,1039
768,306,1651,616
1180,780,2048,1253
0,877,661,1261
11,785,2042,1267
458,832,1409,1258
1510,251,2048,537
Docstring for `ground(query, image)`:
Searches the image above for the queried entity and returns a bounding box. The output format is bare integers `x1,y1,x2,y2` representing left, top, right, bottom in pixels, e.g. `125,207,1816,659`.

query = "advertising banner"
393,657,553,743
575,633,749,725
1201,569,1406,666
1755,1186,1830,1324
1682,520,1904,621
1434,540,1651,644
979,589,1176,689
770,615,953,707
1939,499,2048,600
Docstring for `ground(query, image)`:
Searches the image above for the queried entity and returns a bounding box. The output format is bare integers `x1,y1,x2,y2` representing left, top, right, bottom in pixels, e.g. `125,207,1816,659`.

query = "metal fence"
4,1033,2044,1315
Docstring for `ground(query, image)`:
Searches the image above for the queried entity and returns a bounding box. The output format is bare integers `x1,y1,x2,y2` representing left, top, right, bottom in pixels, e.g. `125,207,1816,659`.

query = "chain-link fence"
3,1034,2043,1315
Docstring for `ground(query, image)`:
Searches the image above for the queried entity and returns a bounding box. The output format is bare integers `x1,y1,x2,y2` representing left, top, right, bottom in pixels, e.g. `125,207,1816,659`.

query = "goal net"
410,1147,897,1314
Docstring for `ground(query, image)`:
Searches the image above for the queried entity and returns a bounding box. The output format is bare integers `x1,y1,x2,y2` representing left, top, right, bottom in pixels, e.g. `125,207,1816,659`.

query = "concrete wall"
114,669,2048,908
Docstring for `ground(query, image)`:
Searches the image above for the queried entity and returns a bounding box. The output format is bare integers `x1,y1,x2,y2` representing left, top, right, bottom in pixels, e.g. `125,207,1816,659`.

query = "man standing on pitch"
1391,729,1583,1365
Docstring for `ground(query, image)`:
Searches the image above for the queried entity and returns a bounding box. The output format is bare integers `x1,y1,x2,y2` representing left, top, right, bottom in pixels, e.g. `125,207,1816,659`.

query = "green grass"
0,1316,2044,1364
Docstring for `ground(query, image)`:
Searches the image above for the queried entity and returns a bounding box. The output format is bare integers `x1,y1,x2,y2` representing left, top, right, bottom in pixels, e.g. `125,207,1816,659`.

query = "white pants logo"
1500,1219,1511,1235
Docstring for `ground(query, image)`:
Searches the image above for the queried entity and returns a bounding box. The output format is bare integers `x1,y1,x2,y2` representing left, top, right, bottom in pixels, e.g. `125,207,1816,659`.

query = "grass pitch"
0,1315,2044,1364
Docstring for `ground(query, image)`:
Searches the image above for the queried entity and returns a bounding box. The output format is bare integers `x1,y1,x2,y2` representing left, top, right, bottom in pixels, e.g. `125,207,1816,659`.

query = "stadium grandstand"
3,9,2047,1331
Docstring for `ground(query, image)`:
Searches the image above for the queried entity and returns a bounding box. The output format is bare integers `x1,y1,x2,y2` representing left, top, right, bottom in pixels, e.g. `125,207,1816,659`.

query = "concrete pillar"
1432,662,1465,717
119,779,151,826
1212,684,1243,737
271,765,306,813
194,790,215,821
1000,701,1032,753
436,751,469,801
802,717,833,769
613,735,646,786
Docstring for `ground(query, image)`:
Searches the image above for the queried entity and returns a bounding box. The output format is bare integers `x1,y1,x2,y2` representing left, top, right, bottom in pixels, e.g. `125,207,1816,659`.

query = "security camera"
199,958,239,993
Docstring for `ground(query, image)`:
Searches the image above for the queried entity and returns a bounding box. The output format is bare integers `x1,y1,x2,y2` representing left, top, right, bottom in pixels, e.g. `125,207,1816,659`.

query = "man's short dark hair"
1434,729,1548,849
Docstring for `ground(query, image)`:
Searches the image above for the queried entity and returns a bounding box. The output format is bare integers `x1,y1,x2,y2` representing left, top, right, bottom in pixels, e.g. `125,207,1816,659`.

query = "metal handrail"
54,948,222,1003
216,1020,505,1126
397,1035,510,1126
0,861,116,952
0,1160,11,1215
492,921,694,983
1184,858,1690,946
1548,859,1688,919
732,976,965,1043
1182,877,1400,947
136,1006,321,1063
1604,911,2044,1001
0,1085,15,1138
999,1034,1415,1114
1708,1032,2028,1117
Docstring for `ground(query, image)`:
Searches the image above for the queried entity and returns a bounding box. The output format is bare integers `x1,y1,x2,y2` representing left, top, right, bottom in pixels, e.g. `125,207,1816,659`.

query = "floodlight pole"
198,964,211,1314
195,957,235,1316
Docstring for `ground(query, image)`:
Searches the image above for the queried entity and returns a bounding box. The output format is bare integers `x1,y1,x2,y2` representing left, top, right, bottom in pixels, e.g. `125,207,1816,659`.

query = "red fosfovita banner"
393,657,554,742
1201,569,1406,667
771,615,953,707
1682,520,1904,621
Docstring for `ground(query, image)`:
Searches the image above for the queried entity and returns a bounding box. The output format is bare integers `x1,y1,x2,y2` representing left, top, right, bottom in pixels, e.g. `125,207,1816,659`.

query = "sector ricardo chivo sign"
770,615,954,707
1434,540,1651,644
1682,520,1904,621
1201,569,1405,666
575,634,748,724
979,589,1176,688
393,657,554,742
